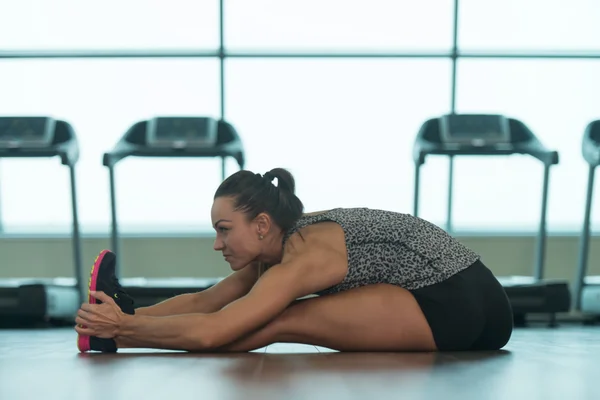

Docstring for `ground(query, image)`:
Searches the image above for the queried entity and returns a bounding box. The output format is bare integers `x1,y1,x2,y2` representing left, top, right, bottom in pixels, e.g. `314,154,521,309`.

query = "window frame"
1,0,599,236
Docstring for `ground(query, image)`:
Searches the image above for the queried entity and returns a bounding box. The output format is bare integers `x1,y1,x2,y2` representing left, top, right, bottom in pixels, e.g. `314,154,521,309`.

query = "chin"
228,260,248,271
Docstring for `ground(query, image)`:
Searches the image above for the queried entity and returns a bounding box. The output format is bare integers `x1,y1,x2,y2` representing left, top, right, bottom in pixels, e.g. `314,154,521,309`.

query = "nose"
213,237,225,251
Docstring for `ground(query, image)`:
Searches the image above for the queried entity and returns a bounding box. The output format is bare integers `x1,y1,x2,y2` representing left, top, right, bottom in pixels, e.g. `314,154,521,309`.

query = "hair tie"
263,172,279,188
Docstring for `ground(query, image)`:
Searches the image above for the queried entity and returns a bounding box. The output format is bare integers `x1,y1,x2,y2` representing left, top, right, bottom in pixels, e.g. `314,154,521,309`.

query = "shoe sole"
77,250,110,352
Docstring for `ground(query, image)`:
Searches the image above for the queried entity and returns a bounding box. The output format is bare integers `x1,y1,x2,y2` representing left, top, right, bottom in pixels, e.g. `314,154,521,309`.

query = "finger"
77,309,93,319
75,316,93,327
90,291,116,305
75,325,95,336
80,303,98,312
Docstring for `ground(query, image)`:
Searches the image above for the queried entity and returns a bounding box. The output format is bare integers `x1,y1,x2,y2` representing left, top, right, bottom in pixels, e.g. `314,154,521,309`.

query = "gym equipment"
413,113,571,326
574,119,600,319
102,116,245,307
0,116,83,325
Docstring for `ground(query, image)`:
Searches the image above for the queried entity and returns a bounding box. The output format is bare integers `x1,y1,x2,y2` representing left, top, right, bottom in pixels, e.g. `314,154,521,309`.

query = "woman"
76,168,513,353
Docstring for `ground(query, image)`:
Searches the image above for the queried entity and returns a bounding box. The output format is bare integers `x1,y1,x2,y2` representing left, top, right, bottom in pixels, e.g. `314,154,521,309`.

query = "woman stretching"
76,168,513,353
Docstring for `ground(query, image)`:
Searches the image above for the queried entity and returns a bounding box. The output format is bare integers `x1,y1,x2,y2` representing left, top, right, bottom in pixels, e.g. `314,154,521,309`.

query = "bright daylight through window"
0,0,599,234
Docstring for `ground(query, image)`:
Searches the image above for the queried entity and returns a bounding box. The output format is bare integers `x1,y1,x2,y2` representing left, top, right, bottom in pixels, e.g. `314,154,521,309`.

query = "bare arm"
133,263,260,317
115,231,348,351
116,263,301,351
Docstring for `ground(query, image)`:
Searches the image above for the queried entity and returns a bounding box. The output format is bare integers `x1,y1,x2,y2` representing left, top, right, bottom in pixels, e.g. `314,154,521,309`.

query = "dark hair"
214,168,304,232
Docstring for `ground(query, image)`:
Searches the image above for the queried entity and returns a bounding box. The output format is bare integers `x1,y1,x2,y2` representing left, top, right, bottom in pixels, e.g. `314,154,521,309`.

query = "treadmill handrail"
413,117,559,166
102,141,245,167
102,118,245,168
0,119,79,166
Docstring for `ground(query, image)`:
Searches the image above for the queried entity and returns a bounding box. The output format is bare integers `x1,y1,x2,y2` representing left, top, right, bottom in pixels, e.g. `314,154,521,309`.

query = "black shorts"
409,259,513,351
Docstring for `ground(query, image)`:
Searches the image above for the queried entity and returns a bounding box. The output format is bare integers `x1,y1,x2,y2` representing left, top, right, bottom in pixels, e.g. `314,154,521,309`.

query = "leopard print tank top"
283,208,480,295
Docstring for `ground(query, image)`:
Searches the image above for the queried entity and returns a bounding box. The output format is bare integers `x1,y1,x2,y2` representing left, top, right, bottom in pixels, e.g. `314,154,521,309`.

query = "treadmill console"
0,117,55,149
146,117,218,149
439,114,511,147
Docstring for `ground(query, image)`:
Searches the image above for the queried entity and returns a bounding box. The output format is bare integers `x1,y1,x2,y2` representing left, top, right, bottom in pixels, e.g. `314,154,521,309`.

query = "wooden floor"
1,325,599,400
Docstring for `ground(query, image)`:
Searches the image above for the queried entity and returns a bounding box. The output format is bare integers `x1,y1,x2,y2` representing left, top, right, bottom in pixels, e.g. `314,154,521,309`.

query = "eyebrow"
213,219,232,228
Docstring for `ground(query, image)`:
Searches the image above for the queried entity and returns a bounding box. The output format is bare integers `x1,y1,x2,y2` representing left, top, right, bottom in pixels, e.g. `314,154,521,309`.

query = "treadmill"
412,114,571,327
573,119,600,321
0,116,83,326
103,116,245,307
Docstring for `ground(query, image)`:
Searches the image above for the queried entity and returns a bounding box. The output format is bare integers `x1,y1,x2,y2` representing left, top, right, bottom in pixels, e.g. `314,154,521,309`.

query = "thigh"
280,284,438,351
220,283,437,352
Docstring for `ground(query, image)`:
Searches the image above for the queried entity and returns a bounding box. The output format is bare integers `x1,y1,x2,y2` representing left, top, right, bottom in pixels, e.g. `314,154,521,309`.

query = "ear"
254,212,273,237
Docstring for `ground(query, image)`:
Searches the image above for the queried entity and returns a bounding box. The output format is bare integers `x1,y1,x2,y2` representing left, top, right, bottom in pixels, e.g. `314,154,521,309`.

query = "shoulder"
276,222,348,295
283,222,346,261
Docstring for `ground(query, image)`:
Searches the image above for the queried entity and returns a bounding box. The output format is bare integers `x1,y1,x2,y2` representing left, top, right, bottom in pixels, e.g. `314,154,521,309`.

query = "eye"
218,227,229,232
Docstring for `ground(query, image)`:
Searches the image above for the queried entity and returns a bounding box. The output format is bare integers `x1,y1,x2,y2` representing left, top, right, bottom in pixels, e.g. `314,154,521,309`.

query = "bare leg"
215,284,437,353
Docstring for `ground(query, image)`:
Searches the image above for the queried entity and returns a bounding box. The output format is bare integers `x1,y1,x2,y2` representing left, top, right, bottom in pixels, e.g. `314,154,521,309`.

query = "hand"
74,291,126,339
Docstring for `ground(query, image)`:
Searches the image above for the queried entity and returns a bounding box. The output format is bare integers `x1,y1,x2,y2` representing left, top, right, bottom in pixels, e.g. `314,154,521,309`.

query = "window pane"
225,0,454,51
454,60,600,232
0,59,221,233
225,59,452,221
0,0,219,50
459,0,600,51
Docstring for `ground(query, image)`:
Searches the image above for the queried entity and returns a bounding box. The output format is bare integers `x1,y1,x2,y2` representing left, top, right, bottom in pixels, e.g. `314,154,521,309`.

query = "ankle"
114,336,141,349
114,336,128,349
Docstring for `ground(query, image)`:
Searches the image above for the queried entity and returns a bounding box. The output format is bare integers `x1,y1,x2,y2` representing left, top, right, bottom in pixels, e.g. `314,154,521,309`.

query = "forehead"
211,196,239,222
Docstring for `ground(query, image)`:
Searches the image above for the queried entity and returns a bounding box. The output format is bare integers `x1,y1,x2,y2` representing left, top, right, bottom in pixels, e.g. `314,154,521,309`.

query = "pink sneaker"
77,250,134,352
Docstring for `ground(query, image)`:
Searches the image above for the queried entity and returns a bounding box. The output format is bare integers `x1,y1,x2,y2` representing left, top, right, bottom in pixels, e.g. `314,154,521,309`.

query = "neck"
258,230,285,265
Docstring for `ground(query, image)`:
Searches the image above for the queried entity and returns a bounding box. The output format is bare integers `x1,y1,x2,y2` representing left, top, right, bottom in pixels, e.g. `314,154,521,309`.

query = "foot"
77,250,135,353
